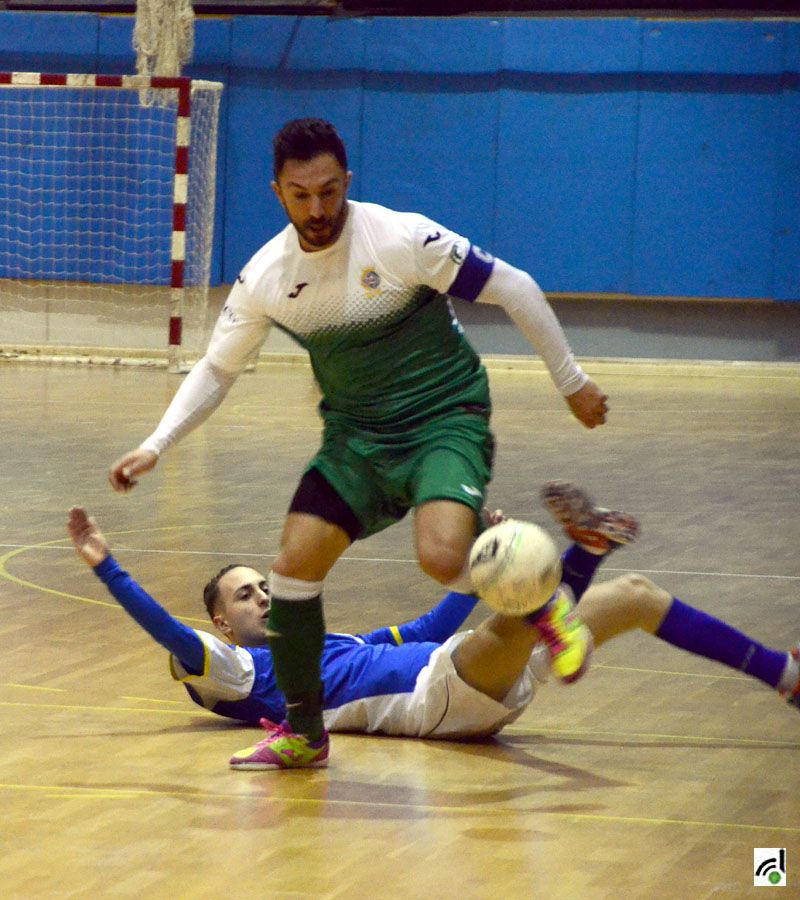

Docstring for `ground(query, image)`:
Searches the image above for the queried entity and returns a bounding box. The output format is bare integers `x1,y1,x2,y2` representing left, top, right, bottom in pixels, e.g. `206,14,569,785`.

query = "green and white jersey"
206,201,495,435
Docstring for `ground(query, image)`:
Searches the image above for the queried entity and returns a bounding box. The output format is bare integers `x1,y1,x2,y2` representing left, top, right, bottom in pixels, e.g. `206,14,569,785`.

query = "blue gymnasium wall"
0,12,798,301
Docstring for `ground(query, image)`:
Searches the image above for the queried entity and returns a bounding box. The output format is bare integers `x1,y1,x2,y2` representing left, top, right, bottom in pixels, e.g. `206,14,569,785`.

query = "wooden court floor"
1,358,799,899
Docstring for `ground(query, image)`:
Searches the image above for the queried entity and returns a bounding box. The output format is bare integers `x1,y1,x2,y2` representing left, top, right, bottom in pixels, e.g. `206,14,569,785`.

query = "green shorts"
308,412,495,540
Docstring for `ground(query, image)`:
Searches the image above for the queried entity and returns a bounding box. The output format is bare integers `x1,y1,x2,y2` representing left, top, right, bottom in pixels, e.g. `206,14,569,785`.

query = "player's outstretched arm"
358,592,480,646
474,259,608,428
108,448,159,493
68,506,111,566
67,506,206,673
107,357,240,494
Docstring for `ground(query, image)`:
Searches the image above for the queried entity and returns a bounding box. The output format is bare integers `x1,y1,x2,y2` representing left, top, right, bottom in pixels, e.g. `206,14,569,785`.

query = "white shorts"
403,632,551,739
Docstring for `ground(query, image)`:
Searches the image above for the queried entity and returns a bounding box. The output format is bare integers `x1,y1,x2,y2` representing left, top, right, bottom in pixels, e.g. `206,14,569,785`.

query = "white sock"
445,557,474,595
778,651,800,694
268,572,324,600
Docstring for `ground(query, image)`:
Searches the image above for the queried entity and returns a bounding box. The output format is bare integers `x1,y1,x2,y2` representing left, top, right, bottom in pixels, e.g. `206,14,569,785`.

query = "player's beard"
295,201,348,250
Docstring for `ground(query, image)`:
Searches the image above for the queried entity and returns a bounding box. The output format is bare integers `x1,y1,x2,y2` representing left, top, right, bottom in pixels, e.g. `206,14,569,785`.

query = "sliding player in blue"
67,482,799,770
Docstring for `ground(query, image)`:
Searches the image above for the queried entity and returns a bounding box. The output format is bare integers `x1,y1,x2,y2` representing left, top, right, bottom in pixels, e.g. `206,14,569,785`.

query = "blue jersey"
94,556,479,732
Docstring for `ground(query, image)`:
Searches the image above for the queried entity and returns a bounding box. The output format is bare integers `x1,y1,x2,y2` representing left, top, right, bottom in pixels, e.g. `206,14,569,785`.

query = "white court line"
599,565,800,582
1,543,798,581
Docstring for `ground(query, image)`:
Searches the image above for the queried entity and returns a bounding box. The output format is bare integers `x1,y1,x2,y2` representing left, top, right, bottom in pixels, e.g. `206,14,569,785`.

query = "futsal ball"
468,519,562,615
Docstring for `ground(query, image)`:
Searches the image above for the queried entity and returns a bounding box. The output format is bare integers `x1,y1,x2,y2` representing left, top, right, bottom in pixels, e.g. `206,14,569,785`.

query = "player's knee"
614,573,672,631
417,543,467,586
619,572,648,594
272,515,350,581
272,545,331,582
618,573,671,610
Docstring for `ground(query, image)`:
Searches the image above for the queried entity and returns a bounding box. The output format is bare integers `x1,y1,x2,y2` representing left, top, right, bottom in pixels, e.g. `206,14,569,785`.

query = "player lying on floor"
67,482,799,770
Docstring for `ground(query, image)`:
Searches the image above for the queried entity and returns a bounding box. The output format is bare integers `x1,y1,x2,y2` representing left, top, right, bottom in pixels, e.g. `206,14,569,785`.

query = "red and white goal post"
0,72,222,372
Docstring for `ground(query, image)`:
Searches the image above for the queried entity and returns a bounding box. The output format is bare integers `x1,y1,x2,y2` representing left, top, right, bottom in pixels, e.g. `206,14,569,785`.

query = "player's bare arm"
67,506,111,567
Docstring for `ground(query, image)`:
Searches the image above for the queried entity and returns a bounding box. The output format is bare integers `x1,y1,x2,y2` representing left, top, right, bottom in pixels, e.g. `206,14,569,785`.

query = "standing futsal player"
109,118,608,768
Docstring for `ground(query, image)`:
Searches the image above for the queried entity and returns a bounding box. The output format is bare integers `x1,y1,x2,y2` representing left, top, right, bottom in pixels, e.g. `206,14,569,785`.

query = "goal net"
0,73,222,371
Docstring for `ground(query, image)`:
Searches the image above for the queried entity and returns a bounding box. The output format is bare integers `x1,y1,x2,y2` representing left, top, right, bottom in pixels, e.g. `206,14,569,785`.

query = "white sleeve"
405,219,490,299
476,259,588,396
139,356,237,456
169,630,256,704
205,278,272,374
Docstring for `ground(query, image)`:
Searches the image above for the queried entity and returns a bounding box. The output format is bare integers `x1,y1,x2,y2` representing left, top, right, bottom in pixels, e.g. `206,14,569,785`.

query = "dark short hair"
203,563,248,619
272,118,348,180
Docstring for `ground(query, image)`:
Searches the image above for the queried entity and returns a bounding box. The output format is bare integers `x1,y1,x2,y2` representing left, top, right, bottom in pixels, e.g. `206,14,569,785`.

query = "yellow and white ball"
468,519,562,615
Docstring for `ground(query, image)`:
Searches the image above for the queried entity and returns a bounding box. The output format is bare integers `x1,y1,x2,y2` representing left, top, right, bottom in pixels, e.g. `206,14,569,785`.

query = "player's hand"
565,379,608,429
67,507,110,567
481,507,507,527
108,448,158,493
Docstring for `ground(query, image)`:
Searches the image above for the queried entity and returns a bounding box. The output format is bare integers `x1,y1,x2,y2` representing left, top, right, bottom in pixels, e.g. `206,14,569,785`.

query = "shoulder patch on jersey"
450,241,467,266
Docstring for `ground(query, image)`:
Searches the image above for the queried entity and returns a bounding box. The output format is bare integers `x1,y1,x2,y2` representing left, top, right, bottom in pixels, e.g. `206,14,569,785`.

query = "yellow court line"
4,683,67,693
1,696,796,749
0,544,126,609
0,783,158,799
505,724,800,749
0,520,273,624
0,781,797,835
45,793,146,800
121,695,186,705
0,700,200,717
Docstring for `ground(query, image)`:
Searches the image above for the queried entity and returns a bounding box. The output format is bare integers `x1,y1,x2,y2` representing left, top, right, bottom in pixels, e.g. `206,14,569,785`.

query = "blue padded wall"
633,21,784,298
774,24,800,302
497,18,641,293
0,11,98,72
0,11,798,301
224,16,365,278
361,19,501,253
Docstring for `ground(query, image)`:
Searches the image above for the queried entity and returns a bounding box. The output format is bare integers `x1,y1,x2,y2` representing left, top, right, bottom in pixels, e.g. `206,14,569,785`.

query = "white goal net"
0,73,222,370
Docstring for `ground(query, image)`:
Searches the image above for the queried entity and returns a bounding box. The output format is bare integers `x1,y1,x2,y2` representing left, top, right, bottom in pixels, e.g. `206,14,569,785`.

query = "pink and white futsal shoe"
229,718,330,770
541,480,639,553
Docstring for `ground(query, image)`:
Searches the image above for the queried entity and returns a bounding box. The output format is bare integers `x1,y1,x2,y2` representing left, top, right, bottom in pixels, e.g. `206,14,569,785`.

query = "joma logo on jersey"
288,282,308,298
450,241,466,265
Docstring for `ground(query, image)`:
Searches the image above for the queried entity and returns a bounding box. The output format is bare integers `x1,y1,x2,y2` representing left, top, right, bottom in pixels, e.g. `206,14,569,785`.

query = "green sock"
267,596,326,741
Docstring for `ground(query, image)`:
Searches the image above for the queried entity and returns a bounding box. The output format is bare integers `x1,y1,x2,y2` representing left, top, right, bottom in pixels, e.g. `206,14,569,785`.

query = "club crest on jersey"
450,241,466,266
361,268,381,294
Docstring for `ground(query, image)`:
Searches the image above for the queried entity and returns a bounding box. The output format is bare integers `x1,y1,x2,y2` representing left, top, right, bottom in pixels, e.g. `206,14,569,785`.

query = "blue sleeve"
356,592,480,646
93,555,206,675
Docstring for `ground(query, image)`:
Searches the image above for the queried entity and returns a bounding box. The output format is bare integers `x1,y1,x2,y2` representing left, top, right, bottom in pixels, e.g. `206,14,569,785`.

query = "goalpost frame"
0,71,218,373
